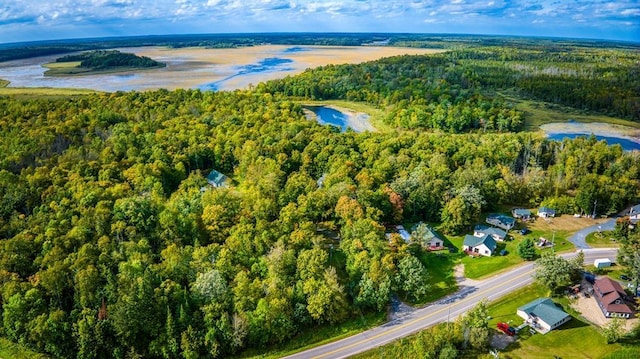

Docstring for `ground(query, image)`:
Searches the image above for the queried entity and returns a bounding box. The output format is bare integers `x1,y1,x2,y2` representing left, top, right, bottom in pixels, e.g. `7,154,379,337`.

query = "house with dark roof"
517,298,571,334
486,214,515,231
463,233,497,257
629,204,640,224
410,223,444,249
538,206,556,218
206,169,230,188
512,208,532,220
474,225,507,242
593,277,633,319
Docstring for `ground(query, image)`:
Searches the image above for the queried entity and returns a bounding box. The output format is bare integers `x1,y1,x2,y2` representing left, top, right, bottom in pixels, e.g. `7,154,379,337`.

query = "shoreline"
325,105,377,133
540,122,640,144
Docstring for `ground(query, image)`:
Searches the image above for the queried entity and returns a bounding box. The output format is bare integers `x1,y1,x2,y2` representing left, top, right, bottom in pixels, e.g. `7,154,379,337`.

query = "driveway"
568,218,616,249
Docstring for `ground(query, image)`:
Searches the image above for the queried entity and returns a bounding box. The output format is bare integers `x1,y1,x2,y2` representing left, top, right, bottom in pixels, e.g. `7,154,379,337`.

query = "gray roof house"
486,214,515,231
474,225,507,241
411,222,445,249
512,208,532,220
517,298,571,334
463,233,497,257
206,169,230,188
538,206,556,218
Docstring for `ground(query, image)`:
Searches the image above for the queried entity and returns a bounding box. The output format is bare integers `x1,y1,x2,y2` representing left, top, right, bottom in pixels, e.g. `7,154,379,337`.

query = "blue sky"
0,1,638,44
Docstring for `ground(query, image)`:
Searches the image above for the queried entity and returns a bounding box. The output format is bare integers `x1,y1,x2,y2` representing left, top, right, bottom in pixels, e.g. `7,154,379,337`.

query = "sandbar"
0,45,445,92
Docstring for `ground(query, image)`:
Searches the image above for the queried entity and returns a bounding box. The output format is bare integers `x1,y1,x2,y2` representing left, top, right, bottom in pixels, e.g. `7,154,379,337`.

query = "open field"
0,45,445,92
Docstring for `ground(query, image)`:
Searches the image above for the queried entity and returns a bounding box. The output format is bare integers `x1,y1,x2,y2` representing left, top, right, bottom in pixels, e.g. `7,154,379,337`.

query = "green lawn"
445,222,572,280
416,251,459,303
586,231,622,248
487,285,640,359
0,337,50,359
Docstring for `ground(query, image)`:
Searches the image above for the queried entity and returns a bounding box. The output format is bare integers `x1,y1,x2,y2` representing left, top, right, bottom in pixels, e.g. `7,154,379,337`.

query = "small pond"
308,106,350,132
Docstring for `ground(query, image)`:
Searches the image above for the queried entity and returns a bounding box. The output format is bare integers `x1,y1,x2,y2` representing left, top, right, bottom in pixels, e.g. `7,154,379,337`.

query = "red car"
497,322,516,336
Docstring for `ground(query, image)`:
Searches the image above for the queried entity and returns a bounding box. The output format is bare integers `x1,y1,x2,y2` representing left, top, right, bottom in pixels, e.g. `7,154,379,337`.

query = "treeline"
0,88,638,358
260,46,640,123
56,50,164,70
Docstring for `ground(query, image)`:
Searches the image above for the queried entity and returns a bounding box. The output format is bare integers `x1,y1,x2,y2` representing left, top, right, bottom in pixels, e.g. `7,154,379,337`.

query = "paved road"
283,248,618,359
568,218,617,249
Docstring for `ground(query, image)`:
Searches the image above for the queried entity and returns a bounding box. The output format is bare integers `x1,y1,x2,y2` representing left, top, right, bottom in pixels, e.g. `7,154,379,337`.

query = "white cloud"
0,0,637,43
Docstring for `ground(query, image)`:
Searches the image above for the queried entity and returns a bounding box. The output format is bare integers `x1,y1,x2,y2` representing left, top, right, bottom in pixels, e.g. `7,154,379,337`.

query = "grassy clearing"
0,337,50,359
586,231,622,248
236,311,386,359
497,91,640,131
0,87,97,97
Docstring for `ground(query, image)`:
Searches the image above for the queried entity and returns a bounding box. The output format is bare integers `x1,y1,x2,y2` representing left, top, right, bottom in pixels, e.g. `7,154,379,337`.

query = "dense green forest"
260,45,640,123
54,50,164,70
0,40,639,358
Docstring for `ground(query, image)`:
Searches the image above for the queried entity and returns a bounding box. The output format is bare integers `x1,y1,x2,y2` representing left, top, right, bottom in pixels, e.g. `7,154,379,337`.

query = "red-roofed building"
593,277,633,319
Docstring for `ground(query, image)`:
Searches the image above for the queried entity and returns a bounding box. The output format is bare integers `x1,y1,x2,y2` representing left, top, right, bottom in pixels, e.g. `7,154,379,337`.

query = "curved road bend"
568,218,617,249
283,248,618,359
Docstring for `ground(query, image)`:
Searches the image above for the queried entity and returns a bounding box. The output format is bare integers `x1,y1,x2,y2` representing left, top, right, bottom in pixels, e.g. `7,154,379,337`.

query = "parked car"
497,322,516,336
500,249,508,256
620,274,631,281
583,271,596,284
520,228,531,235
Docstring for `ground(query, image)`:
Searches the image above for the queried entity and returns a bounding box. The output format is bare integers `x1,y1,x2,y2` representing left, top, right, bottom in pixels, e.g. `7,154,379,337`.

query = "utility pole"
592,199,597,218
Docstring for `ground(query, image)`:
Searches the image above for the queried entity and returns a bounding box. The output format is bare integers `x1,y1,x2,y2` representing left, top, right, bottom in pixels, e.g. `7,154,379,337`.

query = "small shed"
594,258,612,269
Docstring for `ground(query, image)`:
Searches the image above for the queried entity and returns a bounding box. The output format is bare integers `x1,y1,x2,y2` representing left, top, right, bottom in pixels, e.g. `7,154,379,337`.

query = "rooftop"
463,233,497,250
518,298,569,325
